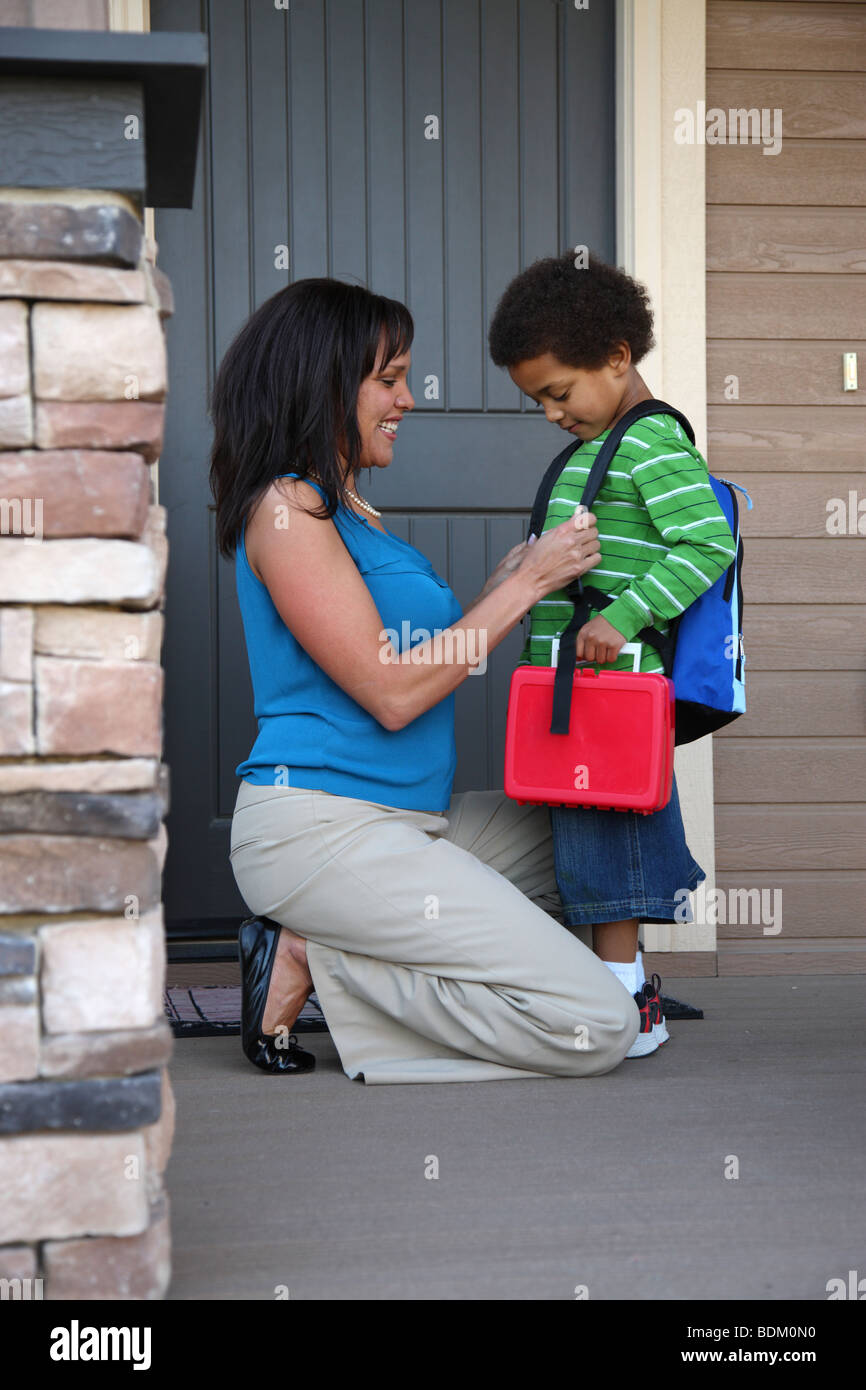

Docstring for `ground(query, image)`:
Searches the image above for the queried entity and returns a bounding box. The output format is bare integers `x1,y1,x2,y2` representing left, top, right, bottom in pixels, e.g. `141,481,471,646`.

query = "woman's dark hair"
209,278,414,557
488,251,654,371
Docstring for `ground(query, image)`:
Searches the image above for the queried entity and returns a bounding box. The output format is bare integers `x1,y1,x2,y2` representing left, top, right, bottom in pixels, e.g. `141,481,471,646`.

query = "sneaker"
625,986,660,1058
643,973,670,1045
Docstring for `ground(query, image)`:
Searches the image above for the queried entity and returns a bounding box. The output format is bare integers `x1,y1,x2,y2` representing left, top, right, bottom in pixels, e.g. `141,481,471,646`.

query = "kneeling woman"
209,277,639,1083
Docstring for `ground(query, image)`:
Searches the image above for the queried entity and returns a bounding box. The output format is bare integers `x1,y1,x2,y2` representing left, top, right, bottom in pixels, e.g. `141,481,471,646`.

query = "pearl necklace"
307,471,381,518
344,487,381,519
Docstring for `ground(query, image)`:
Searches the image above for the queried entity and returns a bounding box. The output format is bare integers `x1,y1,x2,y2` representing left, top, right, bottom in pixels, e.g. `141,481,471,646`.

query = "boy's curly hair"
488,251,655,370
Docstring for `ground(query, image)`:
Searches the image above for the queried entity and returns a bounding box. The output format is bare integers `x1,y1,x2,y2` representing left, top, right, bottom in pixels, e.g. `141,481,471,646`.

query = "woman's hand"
517,508,602,598
470,510,600,610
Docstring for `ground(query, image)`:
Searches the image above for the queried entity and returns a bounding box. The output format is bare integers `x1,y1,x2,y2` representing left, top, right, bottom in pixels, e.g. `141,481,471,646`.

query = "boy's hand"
576,614,627,665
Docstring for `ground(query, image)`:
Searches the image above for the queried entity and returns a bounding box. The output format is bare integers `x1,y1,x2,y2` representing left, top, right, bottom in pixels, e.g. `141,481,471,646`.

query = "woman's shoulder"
271,472,329,505
245,475,333,582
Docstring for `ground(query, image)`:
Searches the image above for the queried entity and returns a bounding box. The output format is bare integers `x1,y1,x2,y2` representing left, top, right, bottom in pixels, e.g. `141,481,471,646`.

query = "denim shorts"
549,773,705,926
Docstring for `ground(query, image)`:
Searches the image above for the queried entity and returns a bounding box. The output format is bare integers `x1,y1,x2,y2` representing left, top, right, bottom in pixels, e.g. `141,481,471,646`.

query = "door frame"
114,0,716,963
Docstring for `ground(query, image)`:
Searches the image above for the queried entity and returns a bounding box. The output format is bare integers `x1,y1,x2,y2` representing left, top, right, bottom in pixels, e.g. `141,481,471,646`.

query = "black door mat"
164,985,328,1038
163,985,700,1037
659,993,704,1020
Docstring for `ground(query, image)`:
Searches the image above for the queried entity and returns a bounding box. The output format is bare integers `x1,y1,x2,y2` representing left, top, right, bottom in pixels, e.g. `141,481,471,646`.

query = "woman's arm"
462,539,532,612
248,479,601,732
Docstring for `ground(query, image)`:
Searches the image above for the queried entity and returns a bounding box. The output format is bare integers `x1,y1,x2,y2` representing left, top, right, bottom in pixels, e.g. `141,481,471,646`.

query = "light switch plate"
843,352,858,391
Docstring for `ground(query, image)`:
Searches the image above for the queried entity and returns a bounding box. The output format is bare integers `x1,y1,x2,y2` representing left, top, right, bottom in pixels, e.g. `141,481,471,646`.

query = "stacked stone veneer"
0,194,174,1299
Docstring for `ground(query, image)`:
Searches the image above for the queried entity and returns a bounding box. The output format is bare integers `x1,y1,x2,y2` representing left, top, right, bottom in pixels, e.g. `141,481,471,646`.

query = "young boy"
488,251,737,1057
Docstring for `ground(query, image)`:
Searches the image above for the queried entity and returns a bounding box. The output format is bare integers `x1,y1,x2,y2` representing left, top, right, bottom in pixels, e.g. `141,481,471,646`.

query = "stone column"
0,190,174,1300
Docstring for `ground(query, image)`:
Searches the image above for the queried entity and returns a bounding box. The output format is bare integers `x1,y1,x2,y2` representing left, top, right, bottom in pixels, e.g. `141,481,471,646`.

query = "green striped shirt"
520,412,737,674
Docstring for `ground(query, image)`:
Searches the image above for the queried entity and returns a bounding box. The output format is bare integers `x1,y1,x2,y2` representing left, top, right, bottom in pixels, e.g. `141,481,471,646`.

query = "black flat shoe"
238,916,316,1074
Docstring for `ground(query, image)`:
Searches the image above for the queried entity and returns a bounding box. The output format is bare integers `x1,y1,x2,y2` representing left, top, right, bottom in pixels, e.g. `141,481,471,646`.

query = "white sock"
634,949,646,992
603,959,639,996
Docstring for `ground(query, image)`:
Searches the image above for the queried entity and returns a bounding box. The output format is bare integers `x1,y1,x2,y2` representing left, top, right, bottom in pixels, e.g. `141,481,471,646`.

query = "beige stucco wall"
619,0,716,958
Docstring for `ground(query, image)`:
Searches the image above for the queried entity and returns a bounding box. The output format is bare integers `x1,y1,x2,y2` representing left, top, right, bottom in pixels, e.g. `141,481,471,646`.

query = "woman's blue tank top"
234,473,464,812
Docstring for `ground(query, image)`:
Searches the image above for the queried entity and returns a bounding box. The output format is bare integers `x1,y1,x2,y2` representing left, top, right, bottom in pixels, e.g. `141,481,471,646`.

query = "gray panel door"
151,0,615,927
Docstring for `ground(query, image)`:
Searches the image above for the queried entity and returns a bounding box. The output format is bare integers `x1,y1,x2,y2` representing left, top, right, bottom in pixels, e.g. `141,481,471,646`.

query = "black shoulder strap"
528,440,581,540
579,399,695,514
547,400,695,734
528,399,694,540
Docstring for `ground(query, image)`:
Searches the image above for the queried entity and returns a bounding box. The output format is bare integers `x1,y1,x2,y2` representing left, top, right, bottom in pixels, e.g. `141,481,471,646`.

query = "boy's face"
508,349,630,441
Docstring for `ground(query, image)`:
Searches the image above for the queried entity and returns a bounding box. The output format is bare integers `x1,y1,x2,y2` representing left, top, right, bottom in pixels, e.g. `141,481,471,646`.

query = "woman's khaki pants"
230,780,640,1085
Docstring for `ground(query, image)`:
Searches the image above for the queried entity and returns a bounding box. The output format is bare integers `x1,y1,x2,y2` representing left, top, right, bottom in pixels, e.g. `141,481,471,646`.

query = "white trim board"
616,0,716,957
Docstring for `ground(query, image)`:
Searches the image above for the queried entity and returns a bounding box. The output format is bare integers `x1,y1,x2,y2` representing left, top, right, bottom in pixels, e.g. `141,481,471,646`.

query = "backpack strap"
528,440,581,541
569,586,680,675
548,400,695,734
527,400,694,542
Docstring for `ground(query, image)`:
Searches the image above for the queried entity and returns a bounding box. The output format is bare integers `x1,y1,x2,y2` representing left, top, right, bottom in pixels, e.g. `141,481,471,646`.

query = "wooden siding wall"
706,0,866,974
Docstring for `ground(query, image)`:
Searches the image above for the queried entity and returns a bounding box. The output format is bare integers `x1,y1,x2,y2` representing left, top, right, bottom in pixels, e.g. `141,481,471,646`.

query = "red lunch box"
503,642,675,813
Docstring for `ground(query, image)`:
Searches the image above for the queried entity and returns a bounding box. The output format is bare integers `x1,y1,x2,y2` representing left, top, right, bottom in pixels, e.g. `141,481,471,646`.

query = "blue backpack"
528,399,750,746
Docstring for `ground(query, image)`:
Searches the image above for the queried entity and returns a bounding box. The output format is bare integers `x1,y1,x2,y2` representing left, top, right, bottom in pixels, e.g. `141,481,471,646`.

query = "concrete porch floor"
165,976,864,1301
